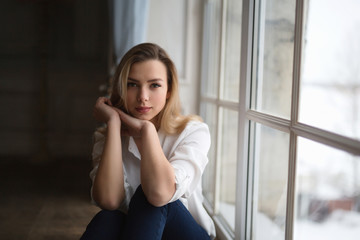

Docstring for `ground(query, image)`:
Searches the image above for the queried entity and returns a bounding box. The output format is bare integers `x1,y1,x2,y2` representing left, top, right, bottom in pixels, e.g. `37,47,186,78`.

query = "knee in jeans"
95,209,123,221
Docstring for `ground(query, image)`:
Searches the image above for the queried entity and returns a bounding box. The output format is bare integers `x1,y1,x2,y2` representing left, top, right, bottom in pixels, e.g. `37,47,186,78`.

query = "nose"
137,87,149,102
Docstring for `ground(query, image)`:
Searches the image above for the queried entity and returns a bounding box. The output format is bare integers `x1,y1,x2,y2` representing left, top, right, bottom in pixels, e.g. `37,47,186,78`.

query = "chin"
134,114,154,121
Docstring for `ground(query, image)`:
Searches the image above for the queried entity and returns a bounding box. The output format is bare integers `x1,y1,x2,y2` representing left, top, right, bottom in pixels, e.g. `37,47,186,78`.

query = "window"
200,0,360,239
201,0,242,237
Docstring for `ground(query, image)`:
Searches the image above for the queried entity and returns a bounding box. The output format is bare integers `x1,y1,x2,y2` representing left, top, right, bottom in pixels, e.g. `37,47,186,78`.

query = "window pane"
219,108,238,230
299,0,360,140
202,0,222,98
295,138,360,240
251,123,289,240
201,102,217,207
251,0,296,118
222,0,242,102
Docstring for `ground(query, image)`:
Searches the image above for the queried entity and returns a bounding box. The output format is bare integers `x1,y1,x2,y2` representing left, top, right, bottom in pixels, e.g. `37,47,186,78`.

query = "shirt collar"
128,137,141,159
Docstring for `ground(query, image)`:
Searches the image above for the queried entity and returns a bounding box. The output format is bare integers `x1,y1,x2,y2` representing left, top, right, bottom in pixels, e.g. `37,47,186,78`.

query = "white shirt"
89,121,216,239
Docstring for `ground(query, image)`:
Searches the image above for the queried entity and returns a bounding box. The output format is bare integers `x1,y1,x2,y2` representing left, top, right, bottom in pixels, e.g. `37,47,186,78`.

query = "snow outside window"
199,0,360,239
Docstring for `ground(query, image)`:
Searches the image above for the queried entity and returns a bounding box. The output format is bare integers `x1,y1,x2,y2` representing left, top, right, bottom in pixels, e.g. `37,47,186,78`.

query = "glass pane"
219,108,238,230
251,0,296,118
202,0,222,98
251,123,289,240
295,138,360,240
299,0,360,140
201,102,217,206
222,0,242,102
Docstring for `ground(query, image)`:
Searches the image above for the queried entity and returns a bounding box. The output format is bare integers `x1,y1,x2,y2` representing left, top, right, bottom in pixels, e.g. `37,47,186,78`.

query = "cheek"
126,90,136,101
155,91,169,104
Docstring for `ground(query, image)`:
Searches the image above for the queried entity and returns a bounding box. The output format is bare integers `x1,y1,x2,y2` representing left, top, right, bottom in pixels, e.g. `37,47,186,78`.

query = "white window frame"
200,0,360,239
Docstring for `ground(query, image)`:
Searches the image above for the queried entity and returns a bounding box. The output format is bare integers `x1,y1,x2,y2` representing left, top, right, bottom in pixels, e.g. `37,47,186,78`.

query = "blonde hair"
109,43,201,134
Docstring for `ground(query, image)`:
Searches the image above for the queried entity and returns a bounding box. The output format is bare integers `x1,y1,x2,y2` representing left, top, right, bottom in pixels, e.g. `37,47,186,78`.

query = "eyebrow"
128,77,164,83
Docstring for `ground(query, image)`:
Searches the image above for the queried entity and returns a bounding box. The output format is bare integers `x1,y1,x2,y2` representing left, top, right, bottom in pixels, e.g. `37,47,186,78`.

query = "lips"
135,106,152,113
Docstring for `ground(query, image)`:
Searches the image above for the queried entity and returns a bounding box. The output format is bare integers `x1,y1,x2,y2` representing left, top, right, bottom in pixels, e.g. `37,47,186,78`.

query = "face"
126,60,170,124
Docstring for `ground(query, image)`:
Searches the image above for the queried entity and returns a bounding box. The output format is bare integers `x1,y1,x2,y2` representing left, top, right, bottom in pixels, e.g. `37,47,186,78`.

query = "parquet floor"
0,157,99,240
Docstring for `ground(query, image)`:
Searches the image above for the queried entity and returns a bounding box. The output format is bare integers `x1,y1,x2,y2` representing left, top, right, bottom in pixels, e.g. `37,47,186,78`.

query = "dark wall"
0,0,109,160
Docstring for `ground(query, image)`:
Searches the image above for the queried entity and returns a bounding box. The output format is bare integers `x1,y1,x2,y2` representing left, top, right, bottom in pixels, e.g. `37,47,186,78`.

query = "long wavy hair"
109,43,200,134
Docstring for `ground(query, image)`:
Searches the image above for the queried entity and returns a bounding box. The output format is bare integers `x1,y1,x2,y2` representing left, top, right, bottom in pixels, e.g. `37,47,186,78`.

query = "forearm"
92,119,125,210
139,122,176,206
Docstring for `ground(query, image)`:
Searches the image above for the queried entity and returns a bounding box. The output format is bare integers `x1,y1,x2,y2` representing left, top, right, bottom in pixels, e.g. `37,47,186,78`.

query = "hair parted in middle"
109,42,201,134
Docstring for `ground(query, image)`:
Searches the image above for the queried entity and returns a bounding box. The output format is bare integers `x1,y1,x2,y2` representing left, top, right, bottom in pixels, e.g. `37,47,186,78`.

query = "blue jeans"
80,185,210,240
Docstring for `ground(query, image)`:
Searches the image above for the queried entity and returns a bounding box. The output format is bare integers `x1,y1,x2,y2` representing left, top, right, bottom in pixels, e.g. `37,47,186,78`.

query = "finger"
96,97,109,104
96,97,105,104
104,98,113,106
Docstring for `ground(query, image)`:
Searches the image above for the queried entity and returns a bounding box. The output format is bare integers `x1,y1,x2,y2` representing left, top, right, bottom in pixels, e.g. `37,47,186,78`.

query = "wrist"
140,121,156,136
107,115,121,127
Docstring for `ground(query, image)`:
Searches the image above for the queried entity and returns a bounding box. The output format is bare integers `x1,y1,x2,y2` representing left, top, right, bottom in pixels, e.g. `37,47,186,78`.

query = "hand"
112,108,152,138
93,97,120,124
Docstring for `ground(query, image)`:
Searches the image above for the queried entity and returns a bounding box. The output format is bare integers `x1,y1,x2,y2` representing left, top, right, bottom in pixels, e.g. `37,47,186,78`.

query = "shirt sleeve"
89,130,105,205
168,122,211,202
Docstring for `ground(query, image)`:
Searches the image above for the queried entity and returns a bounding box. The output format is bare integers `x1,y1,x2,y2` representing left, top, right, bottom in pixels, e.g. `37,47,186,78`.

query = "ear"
166,91,171,99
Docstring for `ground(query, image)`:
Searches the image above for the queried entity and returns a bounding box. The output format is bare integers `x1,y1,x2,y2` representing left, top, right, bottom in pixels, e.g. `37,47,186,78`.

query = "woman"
81,43,216,240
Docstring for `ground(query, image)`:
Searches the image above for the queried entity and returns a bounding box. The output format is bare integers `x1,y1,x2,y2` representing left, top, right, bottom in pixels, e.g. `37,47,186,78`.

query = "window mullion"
218,0,228,100
286,0,306,239
236,0,255,239
246,110,291,133
214,0,227,219
292,123,360,156
214,105,222,214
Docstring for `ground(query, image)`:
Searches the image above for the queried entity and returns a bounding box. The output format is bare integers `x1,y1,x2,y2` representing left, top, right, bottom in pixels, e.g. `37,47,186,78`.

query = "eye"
151,83,161,88
127,82,137,88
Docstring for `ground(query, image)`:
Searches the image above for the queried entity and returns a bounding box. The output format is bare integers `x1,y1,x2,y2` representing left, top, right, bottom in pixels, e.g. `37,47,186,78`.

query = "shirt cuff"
169,166,191,203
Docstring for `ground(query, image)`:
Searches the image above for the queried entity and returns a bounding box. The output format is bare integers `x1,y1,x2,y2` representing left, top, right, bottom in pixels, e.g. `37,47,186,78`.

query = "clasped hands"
93,97,150,138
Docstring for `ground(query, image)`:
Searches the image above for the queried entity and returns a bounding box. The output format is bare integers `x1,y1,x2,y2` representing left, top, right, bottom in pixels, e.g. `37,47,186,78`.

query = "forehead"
129,60,167,79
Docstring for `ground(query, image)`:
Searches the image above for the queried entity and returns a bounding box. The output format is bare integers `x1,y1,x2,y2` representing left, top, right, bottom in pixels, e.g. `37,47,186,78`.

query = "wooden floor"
0,157,99,240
